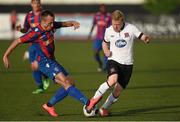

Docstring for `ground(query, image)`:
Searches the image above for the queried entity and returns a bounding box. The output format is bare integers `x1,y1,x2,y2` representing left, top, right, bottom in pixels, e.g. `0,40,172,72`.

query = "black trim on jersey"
138,32,144,39
121,22,125,30
106,81,111,88
103,39,109,43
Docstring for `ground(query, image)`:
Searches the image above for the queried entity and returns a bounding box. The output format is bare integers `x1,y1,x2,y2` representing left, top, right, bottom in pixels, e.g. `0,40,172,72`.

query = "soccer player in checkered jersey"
88,4,111,72
86,10,151,116
3,10,90,117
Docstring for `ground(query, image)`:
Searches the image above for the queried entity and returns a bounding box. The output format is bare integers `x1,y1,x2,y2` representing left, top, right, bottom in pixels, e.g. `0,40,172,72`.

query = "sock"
47,87,68,107
103,56,108,69
93,82,110,99
95,53,102,68
32,70,43,89
102,93,118,109
42,73,48,80
67,86,89,105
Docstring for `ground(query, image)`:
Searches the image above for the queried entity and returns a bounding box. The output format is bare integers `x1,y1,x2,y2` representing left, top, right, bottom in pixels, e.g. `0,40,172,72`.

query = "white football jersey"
104,22,142,65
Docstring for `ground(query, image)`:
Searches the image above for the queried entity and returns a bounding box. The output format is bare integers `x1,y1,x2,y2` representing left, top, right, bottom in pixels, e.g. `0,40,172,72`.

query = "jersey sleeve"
53,21,63,29
104,28,110,43
19,30,38,43
23,13,30,33
131,24,142,39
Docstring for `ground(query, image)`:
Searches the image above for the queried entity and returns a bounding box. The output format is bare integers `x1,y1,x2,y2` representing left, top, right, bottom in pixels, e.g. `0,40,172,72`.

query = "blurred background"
0,0,180,40
0,0,180,121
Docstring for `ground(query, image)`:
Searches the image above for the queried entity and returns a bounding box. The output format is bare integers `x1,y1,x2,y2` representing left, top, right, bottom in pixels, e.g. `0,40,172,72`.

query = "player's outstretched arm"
61,21,80,30
140,34,151,44
102,41,112,57
3,39,21,69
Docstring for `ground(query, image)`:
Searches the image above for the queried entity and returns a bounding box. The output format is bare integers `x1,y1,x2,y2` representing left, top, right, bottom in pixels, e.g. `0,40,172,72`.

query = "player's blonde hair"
111,10,124,21
31,0,41,3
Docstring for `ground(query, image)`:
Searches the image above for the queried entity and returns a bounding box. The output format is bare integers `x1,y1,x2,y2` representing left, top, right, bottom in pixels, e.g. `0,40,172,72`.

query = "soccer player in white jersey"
85,10,151,116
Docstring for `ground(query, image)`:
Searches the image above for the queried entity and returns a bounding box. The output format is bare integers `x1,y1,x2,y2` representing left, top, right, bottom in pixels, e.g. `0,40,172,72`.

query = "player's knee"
107,74,118,86
31,61,38,71
66,76,75,86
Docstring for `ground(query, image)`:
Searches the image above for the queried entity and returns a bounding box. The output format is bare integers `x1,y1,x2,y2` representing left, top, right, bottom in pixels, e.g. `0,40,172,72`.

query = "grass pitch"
0,40,180,121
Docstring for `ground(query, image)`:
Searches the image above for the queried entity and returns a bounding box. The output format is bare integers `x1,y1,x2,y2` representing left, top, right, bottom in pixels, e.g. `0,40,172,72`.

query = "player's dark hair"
31,0,41,3
41,10,54,18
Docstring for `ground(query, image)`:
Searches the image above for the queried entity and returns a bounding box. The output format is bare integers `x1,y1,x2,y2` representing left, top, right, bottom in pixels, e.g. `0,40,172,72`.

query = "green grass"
0,40,180,121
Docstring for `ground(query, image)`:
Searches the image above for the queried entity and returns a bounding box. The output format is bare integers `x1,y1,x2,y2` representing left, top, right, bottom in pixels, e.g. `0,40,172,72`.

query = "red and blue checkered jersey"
23,11,41,33
93,12,111,40
20,22,62,59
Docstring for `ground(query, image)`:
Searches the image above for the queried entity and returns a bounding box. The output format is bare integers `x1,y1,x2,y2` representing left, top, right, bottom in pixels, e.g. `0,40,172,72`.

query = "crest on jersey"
34,28,39,32
124,32,129,38
110,35,114,38
115,39,127,48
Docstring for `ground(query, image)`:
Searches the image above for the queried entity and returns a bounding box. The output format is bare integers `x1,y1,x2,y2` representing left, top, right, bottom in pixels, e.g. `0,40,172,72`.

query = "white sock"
93,82,110,99
102,93,118,109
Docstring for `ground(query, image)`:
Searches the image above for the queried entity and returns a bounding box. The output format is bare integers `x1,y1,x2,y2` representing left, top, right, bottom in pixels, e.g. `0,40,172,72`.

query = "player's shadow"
110,105,180,117
134,68,180,74
81,84,180,92
127,84,180,90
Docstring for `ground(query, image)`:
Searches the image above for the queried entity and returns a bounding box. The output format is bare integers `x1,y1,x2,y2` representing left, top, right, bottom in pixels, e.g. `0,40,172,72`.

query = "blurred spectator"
88,4,111,72
10,10,18,40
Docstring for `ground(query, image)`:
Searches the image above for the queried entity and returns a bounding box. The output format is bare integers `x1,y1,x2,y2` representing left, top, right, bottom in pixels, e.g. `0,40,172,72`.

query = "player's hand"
16,24,22,31
104,50,112,57
73,22,80,30
142,35,151,44
3,55,10,69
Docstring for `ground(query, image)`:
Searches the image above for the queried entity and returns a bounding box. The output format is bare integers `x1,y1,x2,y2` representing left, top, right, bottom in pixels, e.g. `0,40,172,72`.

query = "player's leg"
45,75,75,108
43,73,89,117
31,61,45,94
93,39,103,72
99,83,123,116
42,73,69,117
28,45,44,94
41,59,89,117
54,73,89,105
30,45,50,94
103,55,108,71
86,60,119,111
86,74,118,111
100,64,133,116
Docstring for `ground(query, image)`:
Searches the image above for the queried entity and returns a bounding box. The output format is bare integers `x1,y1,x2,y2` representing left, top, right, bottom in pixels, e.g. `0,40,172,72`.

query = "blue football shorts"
28,44,38,63
93,39,103,51
38,57,69,81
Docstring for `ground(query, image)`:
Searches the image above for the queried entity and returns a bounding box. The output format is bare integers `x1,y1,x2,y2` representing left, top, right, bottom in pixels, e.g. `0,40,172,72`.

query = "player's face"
31,0,42,12
42,15,54,31
99,5,106,13
112,18,124,32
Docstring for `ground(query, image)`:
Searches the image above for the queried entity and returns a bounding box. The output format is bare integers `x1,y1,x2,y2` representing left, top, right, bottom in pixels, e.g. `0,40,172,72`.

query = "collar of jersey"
121,22,125,30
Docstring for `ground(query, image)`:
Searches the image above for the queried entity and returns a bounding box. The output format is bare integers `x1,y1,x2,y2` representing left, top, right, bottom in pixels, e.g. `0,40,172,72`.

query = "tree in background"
143,0,180,15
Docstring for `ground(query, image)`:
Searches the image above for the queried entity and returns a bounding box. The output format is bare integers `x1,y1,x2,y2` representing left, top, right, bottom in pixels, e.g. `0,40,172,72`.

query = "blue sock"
32,70,43,89
103,56,108,69
67,86,89,105
95,53,102,68
47,87,68,107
